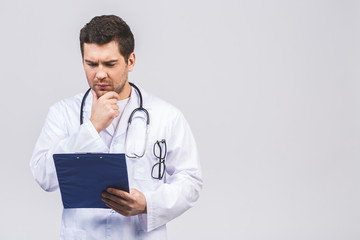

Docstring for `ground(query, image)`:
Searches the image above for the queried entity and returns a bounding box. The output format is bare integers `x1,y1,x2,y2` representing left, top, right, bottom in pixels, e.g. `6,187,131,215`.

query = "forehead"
83,41,123,60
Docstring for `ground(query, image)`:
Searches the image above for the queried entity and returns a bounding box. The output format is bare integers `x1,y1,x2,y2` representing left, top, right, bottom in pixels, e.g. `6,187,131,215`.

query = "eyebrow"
84,60,96,64
84,59,118,64
104,60,118,64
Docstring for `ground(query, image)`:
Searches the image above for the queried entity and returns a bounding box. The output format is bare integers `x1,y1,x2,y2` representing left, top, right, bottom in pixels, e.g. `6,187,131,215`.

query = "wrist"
90,119,102,133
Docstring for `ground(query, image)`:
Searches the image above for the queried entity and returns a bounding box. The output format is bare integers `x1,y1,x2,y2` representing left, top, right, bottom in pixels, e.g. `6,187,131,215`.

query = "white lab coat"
30,86,202,240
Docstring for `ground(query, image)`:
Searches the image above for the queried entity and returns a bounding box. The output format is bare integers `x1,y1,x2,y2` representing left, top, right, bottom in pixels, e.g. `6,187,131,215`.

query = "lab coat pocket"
133,144,166,187
133,157,166,192
60,228,86,240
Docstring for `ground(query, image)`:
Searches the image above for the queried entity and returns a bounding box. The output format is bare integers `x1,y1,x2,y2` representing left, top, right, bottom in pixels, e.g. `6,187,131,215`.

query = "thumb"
91,89,98,103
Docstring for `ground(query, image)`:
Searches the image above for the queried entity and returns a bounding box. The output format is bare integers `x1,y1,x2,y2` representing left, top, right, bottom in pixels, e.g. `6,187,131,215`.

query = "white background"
1,0,360,239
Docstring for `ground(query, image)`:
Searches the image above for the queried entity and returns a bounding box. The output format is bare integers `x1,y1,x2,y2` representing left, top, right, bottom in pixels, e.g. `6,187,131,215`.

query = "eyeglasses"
152,139,167,180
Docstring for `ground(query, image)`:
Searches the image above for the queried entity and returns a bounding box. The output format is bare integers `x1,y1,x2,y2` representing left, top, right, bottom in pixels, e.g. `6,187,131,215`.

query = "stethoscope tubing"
80,82,149,126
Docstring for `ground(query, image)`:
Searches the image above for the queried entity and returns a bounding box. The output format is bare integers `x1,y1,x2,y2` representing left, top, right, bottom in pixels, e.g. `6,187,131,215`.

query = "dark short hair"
80,15,134,61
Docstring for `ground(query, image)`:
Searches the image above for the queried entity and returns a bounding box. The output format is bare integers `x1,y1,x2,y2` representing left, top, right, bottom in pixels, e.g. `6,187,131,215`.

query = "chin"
96,90,109,98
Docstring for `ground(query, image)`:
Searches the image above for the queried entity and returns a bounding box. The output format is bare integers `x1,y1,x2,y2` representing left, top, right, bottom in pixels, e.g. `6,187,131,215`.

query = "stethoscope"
79,82,150,158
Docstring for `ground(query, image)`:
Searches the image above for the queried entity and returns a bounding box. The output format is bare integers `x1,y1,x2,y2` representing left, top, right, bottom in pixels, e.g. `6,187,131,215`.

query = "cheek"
113,69,127,80
84,68,96,80
106,70,119,81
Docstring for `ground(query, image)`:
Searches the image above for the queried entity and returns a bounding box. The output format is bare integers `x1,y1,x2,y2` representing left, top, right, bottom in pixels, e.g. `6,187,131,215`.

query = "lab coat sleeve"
30,101,109,192
139,111,203,232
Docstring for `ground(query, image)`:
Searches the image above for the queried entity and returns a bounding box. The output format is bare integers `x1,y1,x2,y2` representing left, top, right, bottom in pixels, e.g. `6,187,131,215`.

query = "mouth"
96,84,110,91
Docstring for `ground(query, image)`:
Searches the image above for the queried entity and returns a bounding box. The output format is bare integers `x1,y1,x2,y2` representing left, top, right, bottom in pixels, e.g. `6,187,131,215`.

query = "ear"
127,52,136,72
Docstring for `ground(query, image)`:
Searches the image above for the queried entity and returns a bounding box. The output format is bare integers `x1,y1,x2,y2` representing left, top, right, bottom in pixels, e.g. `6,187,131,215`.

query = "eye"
105,63,116,67
88,63,98,67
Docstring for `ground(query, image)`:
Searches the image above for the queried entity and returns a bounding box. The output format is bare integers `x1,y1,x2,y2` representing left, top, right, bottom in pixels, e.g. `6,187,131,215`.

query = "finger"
102,196,131,212
113,110,120,118
105,101,118,109
107,98,118,105
103,188,129,201
107,188,136,202
102,193,133,213
111,104,119,110
102,191,130,205
129,189,140,200
103,91,121,101
91,89,98,103
130,188,139,195
104,201,131,216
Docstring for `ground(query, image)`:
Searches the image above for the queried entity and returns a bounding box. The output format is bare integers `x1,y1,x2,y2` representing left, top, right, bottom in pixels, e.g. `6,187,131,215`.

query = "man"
30,15,202,239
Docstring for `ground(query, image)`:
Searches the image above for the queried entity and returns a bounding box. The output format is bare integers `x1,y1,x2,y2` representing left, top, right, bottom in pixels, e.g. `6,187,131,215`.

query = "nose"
95,66,107,81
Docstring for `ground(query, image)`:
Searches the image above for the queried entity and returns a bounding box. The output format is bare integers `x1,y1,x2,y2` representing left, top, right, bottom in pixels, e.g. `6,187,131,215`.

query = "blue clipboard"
53,153,129,209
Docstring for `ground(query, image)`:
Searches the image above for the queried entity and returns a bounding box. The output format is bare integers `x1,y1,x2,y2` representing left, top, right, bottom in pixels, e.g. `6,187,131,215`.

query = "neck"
118,81,132,100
